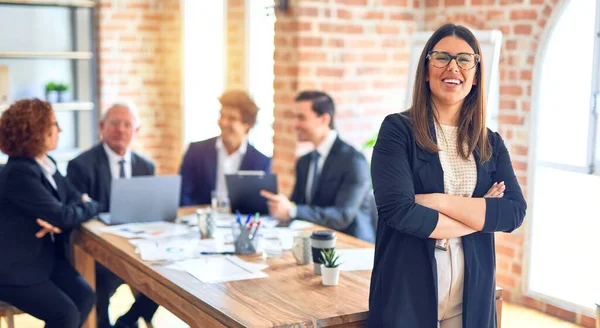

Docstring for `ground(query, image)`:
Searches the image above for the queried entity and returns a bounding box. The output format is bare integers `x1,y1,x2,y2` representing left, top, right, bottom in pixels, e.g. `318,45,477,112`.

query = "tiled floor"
4,285,587,327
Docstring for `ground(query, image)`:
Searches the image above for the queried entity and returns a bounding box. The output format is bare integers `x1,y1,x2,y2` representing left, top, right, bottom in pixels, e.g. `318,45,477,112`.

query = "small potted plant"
54,83,69,102
44,81,56,102
320,249,341,286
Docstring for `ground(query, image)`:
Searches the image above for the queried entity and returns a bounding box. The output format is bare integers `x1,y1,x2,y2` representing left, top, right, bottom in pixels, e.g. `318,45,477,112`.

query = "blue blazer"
291,137,376,243
0,156,99,286
66,143,155,212
367,113,526,328
179,137,272,206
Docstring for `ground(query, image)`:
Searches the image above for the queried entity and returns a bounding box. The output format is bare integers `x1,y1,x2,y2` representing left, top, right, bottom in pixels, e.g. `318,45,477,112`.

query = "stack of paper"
336,248,375,271
168,256,269,283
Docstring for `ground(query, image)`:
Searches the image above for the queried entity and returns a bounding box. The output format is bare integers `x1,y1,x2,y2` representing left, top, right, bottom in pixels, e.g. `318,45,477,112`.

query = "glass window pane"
530,166,600,308
0,6,73,53
248,0,275,157
0,59,75,102
182,0,225,145
535,0,597,167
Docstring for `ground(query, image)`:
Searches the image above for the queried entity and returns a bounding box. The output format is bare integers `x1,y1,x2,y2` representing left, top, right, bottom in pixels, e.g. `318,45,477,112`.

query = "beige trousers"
435,238,464,328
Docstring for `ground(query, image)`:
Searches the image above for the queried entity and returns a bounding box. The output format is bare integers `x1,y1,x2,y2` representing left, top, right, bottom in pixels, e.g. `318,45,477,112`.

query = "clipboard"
225,171,277,215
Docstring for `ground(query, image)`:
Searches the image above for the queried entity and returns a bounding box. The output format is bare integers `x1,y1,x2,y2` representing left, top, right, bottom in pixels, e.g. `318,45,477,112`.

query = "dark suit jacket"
0,156,99,286
291,137,375,243
367,113,527,328
66,143,155,212
179,137,272,206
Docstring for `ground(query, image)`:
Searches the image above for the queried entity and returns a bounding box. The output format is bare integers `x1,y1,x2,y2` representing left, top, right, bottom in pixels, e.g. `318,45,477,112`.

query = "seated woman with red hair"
0,99,100,328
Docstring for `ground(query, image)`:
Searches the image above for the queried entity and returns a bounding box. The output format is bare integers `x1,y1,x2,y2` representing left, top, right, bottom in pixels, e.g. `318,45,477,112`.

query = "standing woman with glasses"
0,99,100,328
367,24,527,328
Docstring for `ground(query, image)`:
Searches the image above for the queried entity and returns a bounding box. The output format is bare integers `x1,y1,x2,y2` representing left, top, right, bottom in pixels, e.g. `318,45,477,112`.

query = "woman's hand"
35,218,62,239
484,181,505,198
81,193,91,203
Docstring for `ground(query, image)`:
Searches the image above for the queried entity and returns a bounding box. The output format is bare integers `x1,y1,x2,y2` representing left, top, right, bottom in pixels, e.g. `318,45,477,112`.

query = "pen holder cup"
231,222,260,255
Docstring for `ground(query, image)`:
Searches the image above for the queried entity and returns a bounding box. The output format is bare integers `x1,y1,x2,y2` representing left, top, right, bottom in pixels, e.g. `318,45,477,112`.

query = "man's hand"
484,181,505,198
35,218,62,239
260,190,292,222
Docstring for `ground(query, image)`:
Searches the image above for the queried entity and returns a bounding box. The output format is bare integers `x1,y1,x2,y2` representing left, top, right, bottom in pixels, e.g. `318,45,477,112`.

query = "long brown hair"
410,23,491,162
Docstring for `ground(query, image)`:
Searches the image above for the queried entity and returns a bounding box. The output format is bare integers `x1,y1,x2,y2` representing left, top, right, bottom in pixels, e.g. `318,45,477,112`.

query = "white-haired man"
67,103,156,328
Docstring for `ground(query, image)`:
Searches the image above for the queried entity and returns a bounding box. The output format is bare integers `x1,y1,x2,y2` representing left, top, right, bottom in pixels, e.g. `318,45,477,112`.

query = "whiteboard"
405,30,503,131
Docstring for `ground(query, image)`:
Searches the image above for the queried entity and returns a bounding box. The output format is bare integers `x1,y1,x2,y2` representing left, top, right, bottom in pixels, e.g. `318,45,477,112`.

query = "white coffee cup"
292,231,312,265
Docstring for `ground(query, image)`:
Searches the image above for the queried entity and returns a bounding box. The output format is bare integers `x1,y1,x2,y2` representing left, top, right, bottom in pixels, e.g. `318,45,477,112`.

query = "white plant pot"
321,265,340,286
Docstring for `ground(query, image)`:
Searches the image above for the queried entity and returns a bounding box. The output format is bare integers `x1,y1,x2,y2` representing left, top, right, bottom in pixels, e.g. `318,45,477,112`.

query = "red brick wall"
227,0,247,88
273,0,422,195
96,0,182,174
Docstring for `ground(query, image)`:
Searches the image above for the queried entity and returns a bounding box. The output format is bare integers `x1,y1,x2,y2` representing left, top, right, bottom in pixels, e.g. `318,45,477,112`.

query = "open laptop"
98,175,182,225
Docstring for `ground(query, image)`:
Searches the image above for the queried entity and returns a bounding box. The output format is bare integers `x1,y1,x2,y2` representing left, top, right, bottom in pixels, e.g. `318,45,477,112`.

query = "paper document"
288,220,314,230
336,248,375,271
100,221,191,239
171,256,268,283
261,227,294,250
134,234,235,261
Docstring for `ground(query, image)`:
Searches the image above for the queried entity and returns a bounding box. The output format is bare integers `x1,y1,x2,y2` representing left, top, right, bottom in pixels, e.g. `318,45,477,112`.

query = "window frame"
526,0,600,315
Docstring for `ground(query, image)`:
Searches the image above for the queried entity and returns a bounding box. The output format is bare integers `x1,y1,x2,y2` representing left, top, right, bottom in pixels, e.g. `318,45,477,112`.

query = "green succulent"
320,249,341,268
54,83,69,92
44,82,57,92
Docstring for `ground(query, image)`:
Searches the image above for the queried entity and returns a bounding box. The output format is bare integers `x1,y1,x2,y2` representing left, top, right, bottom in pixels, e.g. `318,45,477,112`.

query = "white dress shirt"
215,137,248,197
35,156,58,190
103,143,132,179
289,130,338,218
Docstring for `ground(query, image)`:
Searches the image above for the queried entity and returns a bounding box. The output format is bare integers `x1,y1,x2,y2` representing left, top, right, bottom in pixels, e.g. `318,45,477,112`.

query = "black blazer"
179,137,272,206
291,137,375,243
0,156,99,286
66,143,155,212
367,113,527,328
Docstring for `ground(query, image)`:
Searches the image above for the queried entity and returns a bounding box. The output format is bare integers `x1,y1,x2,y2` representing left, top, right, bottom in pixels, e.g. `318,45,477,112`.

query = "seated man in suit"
67,103,157,328
261,91,375,242
180,89,271,205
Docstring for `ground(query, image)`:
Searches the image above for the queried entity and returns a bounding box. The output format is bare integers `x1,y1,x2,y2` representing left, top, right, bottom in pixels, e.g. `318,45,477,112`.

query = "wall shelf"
0,101,94,112
0,0,94,7
0,51,93,60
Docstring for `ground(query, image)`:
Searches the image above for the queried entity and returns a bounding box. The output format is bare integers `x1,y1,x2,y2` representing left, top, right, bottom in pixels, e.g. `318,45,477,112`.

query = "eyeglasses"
51,121,60,129
427,51,480,70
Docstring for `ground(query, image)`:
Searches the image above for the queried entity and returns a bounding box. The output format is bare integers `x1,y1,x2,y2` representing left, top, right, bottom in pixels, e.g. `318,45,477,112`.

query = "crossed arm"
371,115,526,241
418,182,505,239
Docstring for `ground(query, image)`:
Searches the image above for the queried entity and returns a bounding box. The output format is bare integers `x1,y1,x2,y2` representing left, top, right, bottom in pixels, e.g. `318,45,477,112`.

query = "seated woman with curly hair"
0,99,100,328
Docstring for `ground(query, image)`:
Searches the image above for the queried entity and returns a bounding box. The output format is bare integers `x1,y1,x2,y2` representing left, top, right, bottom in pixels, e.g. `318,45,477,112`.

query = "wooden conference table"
73,207,502,328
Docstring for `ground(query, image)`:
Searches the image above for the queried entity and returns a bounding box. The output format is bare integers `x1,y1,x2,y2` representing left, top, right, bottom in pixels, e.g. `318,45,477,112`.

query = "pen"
200,252,235,255
244,213,252,226
250,220,261,240
50,232,55,242
236,210,242,226
254,212,260,223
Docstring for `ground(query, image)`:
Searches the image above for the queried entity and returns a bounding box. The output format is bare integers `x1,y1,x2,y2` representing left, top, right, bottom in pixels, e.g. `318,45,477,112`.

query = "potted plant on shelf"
44,81,56,102
320,249,341,286
54,83,69,102
44,82,69,103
